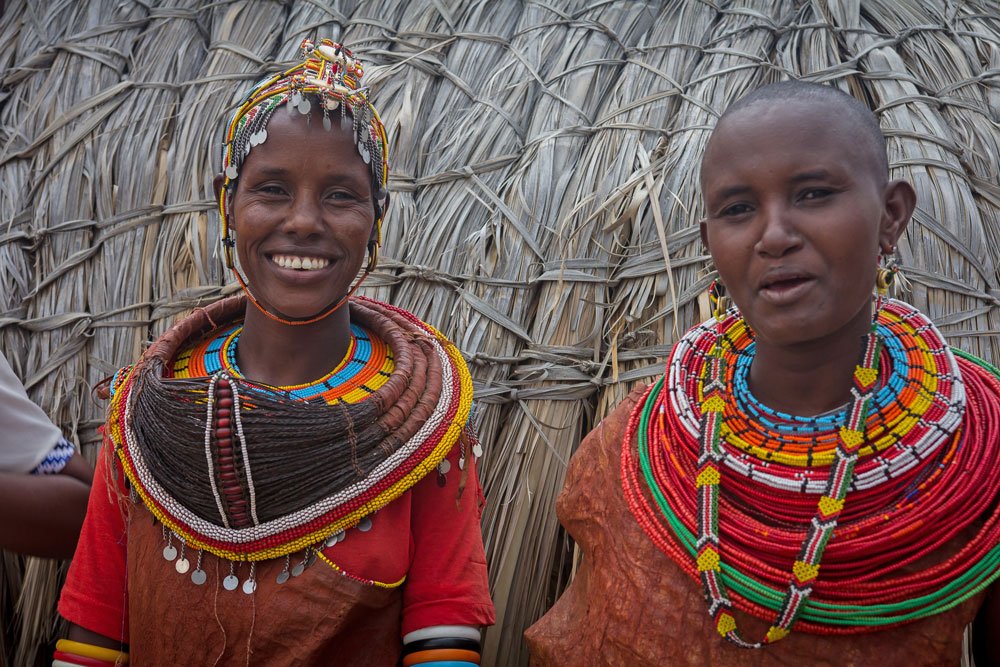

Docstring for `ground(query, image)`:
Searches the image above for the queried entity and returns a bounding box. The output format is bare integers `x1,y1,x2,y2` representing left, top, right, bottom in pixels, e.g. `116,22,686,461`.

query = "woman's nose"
281,194,324,236
754,204,802,257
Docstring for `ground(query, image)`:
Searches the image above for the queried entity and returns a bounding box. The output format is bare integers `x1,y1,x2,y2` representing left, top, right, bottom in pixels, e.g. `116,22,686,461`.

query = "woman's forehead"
239,110,371,181
701,101,884,188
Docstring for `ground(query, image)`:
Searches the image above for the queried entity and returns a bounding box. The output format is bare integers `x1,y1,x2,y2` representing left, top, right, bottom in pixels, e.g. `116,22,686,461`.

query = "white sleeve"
0,351,62,473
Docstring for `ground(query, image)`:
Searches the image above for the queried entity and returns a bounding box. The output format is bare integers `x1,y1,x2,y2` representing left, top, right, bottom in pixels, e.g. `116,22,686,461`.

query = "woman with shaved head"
527,81,999,666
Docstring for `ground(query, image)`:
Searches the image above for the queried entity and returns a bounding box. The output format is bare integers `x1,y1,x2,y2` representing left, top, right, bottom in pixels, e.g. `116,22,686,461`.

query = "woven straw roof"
1,1,998,664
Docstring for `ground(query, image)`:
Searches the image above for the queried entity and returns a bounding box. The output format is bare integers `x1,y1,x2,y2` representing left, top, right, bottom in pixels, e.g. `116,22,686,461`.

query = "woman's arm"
972,585,999,666
66,623,128,650
0,453,92,558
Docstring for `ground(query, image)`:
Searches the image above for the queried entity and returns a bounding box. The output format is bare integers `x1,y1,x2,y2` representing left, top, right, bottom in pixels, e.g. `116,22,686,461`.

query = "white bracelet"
402,624,481,644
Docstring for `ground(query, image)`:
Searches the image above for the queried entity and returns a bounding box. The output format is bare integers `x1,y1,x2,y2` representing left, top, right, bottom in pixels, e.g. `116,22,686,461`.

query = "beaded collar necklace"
109,296,474,595
622,299,1000,644
171,323,394,404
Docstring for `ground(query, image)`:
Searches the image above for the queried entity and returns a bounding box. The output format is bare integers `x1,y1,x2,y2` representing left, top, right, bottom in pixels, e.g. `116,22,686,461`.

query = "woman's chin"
250,294,343,322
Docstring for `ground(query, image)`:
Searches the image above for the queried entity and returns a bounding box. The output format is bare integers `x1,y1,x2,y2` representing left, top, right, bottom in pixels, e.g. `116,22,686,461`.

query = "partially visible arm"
972,585,999,667
0,452,92,559
67,622,128,651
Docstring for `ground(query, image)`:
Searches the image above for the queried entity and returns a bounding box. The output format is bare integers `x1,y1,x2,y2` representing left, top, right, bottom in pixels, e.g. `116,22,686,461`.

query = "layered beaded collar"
107,295,474,593
622,298,1000,645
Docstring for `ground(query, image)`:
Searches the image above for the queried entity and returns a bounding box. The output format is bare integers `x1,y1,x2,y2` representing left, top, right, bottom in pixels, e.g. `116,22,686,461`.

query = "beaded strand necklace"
622,299,1000,642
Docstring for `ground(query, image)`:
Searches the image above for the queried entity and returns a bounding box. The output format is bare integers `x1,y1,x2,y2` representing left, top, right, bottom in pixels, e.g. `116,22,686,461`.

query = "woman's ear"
879,179,916,253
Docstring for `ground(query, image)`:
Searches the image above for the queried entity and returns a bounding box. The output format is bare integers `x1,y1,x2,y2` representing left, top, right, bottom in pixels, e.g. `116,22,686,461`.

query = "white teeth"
273,255,329,271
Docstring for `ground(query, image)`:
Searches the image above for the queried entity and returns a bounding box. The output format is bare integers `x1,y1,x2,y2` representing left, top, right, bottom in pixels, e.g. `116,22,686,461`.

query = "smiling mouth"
271,254,330,271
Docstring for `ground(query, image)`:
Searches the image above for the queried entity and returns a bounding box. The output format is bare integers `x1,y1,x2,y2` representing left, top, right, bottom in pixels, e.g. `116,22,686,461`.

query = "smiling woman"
54,39,494,667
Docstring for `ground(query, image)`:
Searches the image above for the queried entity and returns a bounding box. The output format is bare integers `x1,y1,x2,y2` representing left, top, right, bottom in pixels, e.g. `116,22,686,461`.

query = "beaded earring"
708,279,729,321
875,247,909,297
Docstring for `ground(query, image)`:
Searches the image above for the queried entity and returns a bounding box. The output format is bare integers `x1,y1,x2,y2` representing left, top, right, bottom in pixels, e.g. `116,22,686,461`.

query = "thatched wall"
1,1,997,665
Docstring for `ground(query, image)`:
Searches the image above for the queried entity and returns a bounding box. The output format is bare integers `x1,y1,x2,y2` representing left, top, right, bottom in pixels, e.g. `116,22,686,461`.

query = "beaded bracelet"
53,639,128,667
402,649,481,666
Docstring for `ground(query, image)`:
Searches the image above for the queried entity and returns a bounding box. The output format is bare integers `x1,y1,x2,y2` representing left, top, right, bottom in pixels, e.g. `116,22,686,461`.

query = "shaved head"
704,81,889,184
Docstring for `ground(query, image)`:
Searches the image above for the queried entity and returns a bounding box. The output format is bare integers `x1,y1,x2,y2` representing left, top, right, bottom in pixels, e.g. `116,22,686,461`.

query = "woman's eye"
800,188,833,201
720,203,753,217
259,185,286,196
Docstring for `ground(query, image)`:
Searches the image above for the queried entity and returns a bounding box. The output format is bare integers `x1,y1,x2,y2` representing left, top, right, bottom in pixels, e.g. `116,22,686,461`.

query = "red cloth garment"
524,387,987,666
60,435,493,660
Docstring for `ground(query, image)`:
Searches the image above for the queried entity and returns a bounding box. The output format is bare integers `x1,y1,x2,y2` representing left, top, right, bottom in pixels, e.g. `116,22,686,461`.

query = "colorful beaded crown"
218,38,390,272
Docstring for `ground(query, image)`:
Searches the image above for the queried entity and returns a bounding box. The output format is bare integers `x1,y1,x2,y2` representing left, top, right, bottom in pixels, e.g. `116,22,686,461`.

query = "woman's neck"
747,315,874,417
234,304,352,387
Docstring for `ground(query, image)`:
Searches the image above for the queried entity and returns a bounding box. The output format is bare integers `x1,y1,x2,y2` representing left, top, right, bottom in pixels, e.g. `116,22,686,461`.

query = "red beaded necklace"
622,300,1000,639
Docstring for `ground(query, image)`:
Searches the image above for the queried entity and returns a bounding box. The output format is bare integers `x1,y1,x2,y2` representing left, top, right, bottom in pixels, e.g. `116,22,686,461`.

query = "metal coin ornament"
175,557,190,574
291,562,306,577
162,544,177,561
222,574,239,591
357,516,373,532
276,570,290,585
243,578,257,595
191,569,207,586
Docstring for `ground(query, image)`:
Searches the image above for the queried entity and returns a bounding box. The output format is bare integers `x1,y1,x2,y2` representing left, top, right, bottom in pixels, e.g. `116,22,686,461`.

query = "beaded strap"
697,321,881,647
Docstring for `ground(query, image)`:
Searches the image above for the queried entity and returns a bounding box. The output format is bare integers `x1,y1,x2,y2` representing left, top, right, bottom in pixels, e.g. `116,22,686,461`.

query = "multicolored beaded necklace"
171,322,394,404
622,298,1000,645
108,296,475,594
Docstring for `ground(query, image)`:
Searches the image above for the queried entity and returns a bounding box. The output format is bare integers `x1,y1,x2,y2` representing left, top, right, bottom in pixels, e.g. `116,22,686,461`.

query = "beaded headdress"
218,38,390,308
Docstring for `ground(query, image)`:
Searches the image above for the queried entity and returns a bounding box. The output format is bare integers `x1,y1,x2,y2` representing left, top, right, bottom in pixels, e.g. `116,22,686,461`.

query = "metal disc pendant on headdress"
298,98,312,115
191,569,207,585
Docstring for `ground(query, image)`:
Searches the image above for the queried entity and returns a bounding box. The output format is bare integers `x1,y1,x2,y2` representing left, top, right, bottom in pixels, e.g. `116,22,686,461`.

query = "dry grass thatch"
1,1,997,665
